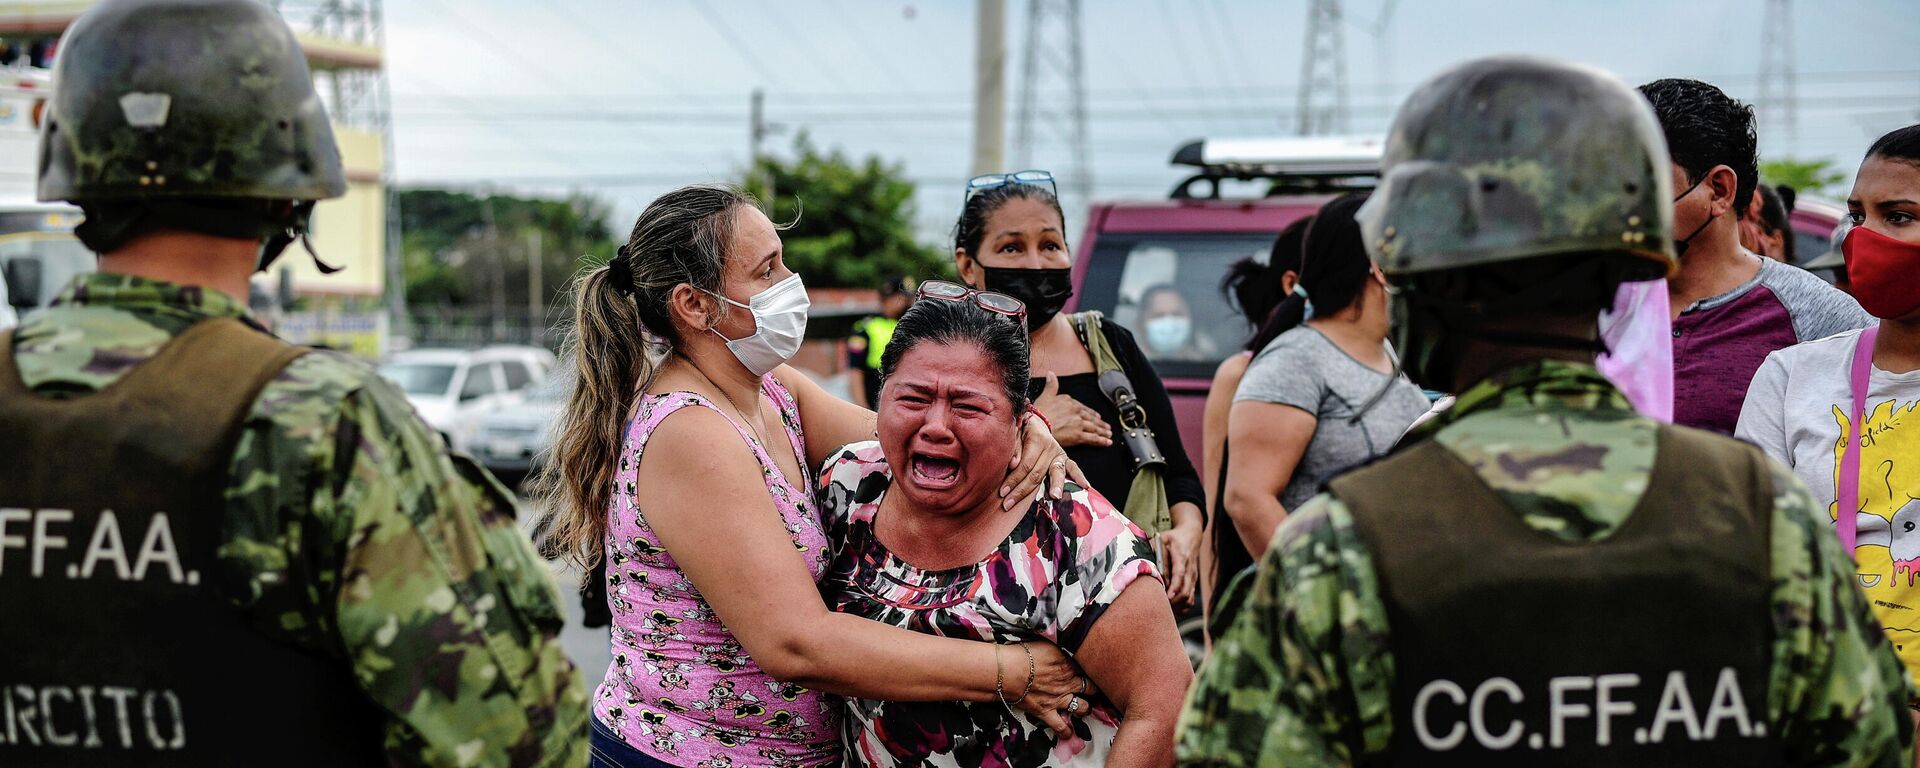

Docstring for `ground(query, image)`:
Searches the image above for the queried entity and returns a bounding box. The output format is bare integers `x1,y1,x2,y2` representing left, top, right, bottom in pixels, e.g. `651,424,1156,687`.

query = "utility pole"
970,0,1007,177
750,88,775,204
1759,0,1797,153
1297,0,1350,135
482,191,504,341
526,228,544,348
1014,0,1091,203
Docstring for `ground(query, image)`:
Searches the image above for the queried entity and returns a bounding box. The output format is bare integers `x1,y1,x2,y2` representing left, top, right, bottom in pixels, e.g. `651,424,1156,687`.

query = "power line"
405,0,676,167
1195,0,1265,118
549,0,691,96
394,91,1918,126
751,0,857,92
822,0,915,91
390,69,1920,109
1153,0,1213,111
688,0,789,90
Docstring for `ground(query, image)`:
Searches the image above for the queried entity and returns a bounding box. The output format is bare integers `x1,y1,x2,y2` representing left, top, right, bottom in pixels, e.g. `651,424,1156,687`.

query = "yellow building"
0,0,391,301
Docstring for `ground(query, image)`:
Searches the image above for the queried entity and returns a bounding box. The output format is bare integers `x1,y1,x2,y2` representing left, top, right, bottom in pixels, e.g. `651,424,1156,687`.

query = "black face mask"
1672,176,1717,259
981,266,1073,331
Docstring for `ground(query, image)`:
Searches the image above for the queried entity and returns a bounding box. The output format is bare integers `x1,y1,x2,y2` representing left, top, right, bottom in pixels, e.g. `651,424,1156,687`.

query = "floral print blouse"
817,441,1161,768
593,377,841,767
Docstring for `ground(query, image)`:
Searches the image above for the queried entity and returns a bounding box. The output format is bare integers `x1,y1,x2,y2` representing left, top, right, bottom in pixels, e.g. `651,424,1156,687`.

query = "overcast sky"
382,0,1920,242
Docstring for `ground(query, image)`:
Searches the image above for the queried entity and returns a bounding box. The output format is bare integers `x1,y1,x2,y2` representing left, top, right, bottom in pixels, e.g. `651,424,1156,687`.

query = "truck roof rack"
1170,136,1384,199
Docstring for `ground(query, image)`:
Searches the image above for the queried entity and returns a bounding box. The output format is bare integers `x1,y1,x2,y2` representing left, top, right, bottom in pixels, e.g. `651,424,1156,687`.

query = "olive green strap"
1072,311,1125,377
1068,311,1173,534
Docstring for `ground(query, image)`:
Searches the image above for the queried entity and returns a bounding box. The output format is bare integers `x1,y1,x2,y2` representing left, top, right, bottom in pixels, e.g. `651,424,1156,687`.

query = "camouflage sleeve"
1765,459,1914,767
221,352,589,767
1175,494,1394,766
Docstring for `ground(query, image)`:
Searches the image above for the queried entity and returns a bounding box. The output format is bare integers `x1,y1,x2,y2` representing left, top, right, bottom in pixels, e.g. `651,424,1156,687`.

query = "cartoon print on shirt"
1833,398,1920,653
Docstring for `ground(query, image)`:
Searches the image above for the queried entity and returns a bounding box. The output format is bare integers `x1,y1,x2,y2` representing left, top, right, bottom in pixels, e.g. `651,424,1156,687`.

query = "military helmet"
1359,55,1676,281
38,0,346,204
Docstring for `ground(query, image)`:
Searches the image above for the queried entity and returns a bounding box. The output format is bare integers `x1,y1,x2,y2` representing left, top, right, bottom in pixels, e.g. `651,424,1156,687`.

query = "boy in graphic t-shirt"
1640,79,1872,435
1739,124,1920,682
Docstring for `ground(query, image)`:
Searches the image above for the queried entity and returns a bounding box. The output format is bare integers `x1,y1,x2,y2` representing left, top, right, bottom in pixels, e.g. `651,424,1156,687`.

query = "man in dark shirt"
1639,78,1871,434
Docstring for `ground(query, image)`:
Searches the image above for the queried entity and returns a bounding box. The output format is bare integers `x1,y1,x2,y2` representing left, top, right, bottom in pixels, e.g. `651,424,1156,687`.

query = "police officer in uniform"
1174,56,1913,766
0,2,587,765
846,274,913,408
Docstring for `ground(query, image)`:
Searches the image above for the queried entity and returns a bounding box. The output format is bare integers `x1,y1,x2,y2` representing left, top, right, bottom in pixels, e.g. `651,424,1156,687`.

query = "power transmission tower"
1014,0,1091,203
1297,0,1349,135
1759,0,1797,153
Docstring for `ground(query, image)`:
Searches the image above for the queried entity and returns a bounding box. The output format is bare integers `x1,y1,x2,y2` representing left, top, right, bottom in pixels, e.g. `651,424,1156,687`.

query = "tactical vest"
0,318,386,766
1329,425,1785,767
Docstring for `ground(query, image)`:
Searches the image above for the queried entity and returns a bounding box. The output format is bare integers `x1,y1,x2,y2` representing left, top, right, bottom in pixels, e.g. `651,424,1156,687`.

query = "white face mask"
1145,315,1192,352
708,273,810,377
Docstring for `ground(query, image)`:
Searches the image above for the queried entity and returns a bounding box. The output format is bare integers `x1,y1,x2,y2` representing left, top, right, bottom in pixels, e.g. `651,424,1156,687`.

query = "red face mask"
1843,225,1920,319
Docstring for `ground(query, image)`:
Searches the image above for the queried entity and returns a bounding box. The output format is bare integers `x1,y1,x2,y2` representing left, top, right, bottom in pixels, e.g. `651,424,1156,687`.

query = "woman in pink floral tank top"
540,185,1090,768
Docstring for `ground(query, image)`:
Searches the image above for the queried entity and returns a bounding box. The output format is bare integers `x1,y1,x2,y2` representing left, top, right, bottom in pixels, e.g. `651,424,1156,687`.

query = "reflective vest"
855,315,898,371
0,318,385,766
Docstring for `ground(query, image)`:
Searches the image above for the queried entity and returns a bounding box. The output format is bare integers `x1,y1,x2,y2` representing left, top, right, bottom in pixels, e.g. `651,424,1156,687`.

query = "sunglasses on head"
964,170,1057,208
916,279,1027,325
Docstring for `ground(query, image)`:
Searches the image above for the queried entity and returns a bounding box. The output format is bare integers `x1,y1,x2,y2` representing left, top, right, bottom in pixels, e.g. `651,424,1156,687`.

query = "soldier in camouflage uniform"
0,2,586,766
1175,56,1914,767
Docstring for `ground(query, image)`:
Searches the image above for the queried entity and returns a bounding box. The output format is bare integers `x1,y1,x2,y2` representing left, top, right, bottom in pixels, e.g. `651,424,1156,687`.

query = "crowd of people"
7,2,1920,767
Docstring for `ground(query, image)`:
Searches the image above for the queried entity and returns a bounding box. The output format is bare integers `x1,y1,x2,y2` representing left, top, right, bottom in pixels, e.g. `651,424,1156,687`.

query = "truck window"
1080,232,1278,380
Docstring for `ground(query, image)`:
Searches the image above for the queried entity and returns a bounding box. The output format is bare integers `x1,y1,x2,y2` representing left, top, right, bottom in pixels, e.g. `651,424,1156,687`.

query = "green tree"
747,135,950,289
396,188,617,310
1762,158,1849,197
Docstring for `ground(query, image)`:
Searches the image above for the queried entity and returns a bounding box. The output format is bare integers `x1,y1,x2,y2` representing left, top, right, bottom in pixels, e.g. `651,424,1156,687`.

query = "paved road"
550,559,613,684
518,500,612,685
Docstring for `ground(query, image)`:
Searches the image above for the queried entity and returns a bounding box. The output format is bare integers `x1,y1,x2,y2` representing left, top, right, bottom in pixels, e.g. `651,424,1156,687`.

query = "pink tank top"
592,375,840,766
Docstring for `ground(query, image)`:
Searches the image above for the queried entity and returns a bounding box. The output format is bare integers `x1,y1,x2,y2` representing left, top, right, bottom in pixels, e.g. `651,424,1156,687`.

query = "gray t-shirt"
1234,326,1430,511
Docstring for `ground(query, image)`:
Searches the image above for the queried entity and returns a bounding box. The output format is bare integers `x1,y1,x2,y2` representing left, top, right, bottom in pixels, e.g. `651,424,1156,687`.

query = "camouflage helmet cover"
38,0,346,203
1359,55,1677,280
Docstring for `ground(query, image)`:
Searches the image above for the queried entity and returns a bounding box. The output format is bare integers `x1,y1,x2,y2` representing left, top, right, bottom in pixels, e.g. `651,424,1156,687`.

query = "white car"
378,346,556,451
471,371,569,481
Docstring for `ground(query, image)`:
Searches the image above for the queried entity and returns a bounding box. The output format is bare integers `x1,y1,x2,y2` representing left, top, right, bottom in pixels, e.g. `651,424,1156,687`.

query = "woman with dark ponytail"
1200,214,1310,607
1220,193,1427,562
537,185,1086,768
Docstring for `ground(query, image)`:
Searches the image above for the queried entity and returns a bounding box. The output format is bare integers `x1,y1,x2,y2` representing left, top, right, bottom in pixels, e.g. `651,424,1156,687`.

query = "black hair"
1754,184,1794,262
1222,214,1312,354
1867,124,1920,166
1638,78,1760,211
1140,283,1189,315
1258,192,1373,344
954,181,1067,258
877,296,1032,413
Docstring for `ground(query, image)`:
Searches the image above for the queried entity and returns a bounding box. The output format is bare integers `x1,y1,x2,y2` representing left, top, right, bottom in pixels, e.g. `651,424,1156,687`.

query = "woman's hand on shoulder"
1002,406,1087,511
